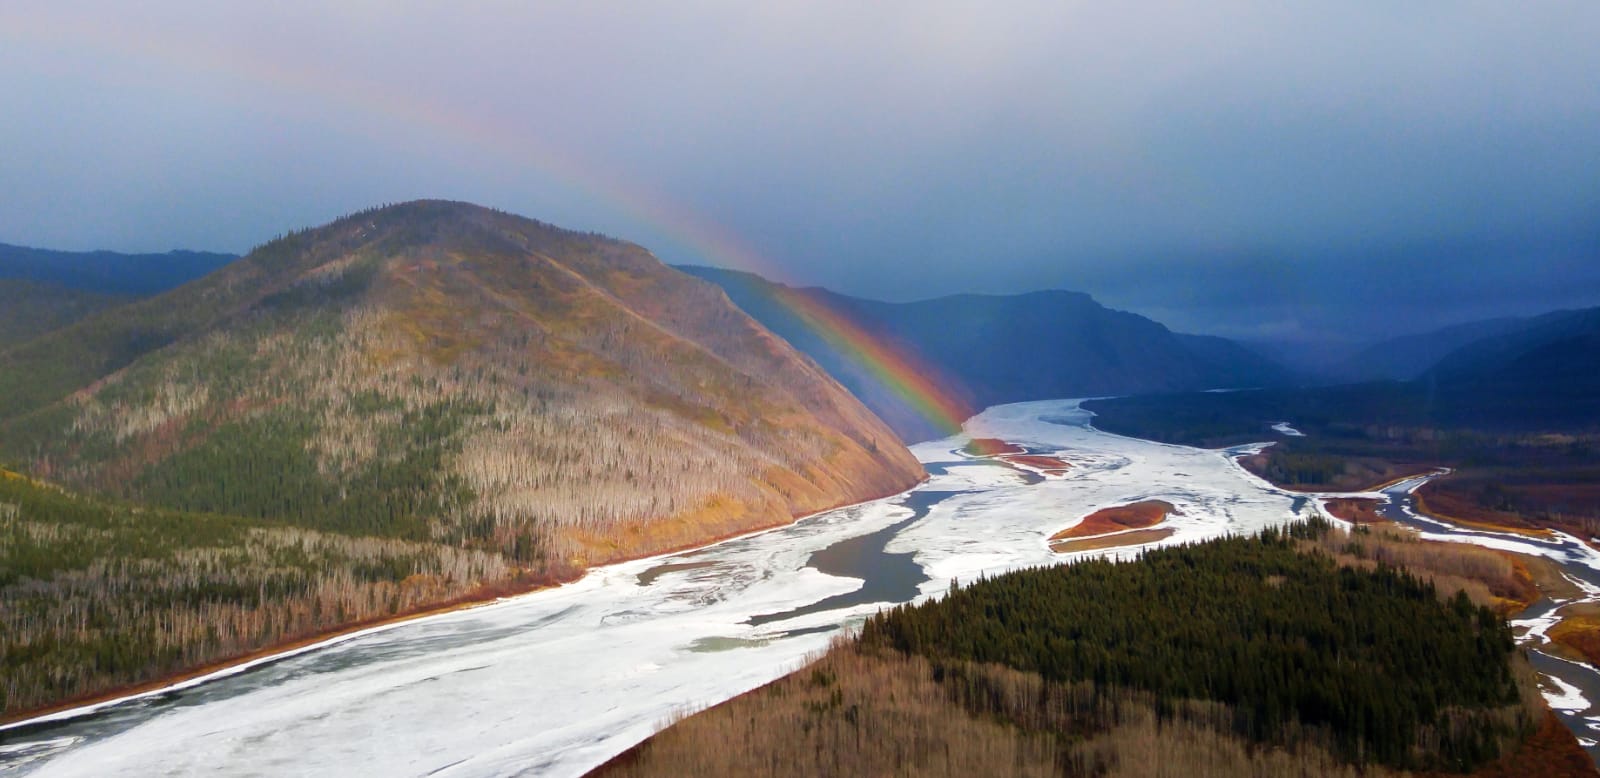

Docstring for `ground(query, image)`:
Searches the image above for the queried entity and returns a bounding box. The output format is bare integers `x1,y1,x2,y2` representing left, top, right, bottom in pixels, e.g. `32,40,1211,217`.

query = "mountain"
1086,305,1600,444
0,200,923,574
0,278,132,345
678,266,1294,441
1420,306,1600,427
0,242,235,295
1330,316,1538,382
1236,337,1368,380
1428,307,1600,381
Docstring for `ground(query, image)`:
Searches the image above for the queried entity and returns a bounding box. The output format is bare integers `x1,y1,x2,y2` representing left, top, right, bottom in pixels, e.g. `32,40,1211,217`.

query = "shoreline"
0,574,571,732
1240,450,1560,540
1238,451,1557,538
0,474,928,733
1051,527,1177,554
1413,489,1555,539
1238,452,1440,496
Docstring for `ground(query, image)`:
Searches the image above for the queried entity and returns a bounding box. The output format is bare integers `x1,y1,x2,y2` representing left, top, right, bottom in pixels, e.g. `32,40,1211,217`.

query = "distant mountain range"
0,242,235,296
1329,316,1547,382
1303,306,1600,427
0,201,922,572
1420,306,1600,427
8,231,1587,440
1094,304,1600,437
680,266,1295,441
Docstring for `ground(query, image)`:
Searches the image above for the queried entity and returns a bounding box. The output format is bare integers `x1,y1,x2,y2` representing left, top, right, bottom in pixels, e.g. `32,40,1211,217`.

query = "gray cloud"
2,2,1596,343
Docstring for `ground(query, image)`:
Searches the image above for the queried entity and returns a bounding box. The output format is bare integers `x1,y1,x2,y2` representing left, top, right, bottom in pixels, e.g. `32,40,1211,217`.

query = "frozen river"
3,398,1585,774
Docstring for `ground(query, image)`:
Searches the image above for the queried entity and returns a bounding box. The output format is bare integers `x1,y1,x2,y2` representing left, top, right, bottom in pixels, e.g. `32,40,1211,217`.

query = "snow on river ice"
0,400,1345,776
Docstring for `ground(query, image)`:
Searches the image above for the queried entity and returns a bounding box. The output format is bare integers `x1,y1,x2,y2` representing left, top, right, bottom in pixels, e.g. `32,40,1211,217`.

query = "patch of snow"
1544,674,1591,713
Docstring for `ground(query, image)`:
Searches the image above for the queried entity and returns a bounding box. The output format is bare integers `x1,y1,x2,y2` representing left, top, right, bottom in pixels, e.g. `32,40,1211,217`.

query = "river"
1,399,1593,774
1373,472,1600,757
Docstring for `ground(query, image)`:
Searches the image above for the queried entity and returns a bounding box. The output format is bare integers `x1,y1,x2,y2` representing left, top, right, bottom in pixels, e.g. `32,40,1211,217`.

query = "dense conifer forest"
862,520,1525,770
601,521,1550,776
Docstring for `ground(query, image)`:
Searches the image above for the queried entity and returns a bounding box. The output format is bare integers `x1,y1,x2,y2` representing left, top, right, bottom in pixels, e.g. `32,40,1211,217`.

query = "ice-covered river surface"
1,398,1594,774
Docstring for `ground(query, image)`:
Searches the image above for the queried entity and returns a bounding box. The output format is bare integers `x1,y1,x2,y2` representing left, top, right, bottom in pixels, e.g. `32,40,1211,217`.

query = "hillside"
678,266,1293,441
0,278,131,345
1422,307,1600,427
1331,316,1534,382
0,468,520,717
0,201,923,578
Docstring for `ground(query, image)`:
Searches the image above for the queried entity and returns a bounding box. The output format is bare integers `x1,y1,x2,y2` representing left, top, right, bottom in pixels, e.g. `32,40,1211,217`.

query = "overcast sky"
3,2,1597,343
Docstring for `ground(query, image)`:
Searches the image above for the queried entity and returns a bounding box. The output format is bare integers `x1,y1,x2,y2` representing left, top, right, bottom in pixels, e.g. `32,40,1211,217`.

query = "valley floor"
6,399,1597,776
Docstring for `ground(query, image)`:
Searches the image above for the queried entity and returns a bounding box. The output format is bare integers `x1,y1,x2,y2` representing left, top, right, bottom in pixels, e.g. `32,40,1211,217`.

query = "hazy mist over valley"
2,3,1598,777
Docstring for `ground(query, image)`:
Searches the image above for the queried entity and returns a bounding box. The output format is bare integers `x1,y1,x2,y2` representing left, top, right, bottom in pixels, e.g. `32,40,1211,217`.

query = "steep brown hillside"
2,200,923,576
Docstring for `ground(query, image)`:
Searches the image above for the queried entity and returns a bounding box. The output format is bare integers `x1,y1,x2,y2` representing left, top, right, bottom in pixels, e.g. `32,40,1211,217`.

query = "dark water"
635,561,716,587
923,460,1005,477
746,490,962,627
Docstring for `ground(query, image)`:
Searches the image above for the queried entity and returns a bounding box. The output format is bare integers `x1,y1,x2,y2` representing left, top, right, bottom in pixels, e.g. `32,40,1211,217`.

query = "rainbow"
771,286,973,436
3,9,980,438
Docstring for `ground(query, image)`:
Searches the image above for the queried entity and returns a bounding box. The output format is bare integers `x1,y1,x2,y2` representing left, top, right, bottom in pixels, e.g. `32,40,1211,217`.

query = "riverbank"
1414,486,1557,538
0,479,925,731
0,570,569,730
1324,496,1386,524
1082,393,1599,547
1355,469,1600,762
1051,527,1176,553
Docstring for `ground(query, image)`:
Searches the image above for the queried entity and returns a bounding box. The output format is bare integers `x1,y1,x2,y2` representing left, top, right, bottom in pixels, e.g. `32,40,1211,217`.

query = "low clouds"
2,2,1596,342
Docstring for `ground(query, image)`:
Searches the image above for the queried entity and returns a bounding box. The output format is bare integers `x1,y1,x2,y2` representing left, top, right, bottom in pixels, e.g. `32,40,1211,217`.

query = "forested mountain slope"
1330,316,1534,382
1409,308,1600,429
679,266,1293,441
0,279,131,345
0,468,517,716
0,201,923,576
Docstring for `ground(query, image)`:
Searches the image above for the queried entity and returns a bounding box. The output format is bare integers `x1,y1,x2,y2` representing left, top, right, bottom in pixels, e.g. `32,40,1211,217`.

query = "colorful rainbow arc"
4,10,979,438
771,286,973,437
